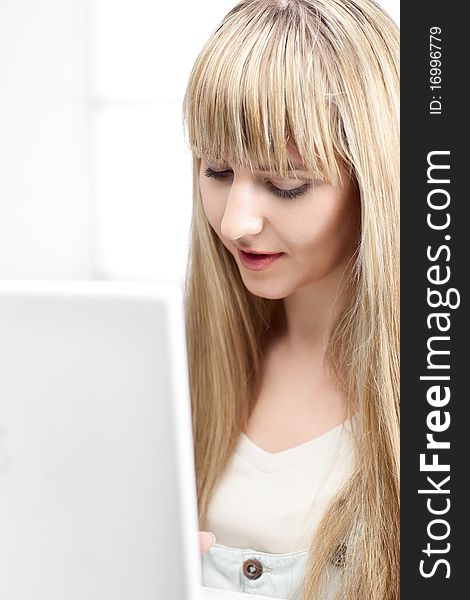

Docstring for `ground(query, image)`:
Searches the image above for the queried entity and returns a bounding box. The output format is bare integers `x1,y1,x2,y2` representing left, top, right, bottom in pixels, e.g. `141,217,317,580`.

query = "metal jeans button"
242,558,263,580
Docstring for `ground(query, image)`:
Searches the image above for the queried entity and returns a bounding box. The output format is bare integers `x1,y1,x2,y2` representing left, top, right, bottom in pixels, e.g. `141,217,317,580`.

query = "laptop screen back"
0,281,201,600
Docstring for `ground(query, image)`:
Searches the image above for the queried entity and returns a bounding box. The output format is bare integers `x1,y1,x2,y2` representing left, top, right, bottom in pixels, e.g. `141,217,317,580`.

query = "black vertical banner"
401,1,467,598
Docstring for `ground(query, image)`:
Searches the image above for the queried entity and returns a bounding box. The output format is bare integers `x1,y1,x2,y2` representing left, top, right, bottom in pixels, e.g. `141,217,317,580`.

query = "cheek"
283,194,359,262
199,177,225,234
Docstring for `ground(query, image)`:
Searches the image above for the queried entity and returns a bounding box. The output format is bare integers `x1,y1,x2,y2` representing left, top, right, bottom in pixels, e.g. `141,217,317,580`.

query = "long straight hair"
183,1,399,598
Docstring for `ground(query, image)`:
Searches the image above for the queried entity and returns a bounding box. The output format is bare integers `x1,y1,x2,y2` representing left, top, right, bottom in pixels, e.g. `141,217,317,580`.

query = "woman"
183,1,399,598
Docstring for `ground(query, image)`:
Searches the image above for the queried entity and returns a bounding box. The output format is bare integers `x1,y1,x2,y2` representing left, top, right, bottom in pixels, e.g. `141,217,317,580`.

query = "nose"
220,180,264,241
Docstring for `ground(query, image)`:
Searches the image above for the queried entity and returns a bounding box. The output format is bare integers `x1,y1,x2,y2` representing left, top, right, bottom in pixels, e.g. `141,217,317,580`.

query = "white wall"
0,0,93,279
0,0,399,283
379,0,399,25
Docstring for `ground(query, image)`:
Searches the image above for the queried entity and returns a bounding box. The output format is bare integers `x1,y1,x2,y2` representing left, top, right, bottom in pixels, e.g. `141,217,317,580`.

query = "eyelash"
203,167,311,199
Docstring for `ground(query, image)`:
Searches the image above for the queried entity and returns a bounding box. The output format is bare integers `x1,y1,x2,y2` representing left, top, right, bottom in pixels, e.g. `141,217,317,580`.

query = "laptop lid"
0,280,201,600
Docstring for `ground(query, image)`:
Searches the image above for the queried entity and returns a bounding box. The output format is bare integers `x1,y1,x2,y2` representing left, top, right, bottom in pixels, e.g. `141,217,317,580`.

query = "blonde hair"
183,1,399,598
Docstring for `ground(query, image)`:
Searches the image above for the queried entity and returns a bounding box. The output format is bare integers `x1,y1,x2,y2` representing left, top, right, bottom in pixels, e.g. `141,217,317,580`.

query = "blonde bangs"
183,2,349,183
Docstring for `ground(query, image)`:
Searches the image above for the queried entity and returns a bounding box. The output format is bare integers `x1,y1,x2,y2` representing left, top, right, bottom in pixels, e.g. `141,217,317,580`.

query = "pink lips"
237,249,284,271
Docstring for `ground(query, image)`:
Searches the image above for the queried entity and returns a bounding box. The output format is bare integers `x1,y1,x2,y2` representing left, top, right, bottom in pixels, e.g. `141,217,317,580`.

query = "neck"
272,258,352,353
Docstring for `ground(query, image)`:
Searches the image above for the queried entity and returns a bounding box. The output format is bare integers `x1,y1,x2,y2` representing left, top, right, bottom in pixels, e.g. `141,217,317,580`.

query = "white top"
205,420,356,554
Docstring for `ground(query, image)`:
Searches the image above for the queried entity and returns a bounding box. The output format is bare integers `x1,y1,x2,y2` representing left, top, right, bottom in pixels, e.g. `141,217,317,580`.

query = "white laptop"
0,281,271,600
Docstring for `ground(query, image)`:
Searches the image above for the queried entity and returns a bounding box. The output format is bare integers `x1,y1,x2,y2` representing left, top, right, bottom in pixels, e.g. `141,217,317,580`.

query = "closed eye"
204,167,232,180
267,181,311,199
203,167,311,199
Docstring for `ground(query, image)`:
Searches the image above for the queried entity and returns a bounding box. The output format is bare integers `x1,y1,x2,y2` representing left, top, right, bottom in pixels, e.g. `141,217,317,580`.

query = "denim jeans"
201,542,309,599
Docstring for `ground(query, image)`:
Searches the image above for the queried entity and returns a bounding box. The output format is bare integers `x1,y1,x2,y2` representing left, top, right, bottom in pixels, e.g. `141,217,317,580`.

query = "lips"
237,249,284,271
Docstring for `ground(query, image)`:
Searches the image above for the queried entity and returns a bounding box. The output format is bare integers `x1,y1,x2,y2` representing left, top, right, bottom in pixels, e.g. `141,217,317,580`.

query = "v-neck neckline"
236,419,352,473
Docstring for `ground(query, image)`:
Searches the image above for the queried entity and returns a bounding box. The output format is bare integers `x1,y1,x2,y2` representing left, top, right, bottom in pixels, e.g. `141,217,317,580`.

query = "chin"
241,277,291,300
